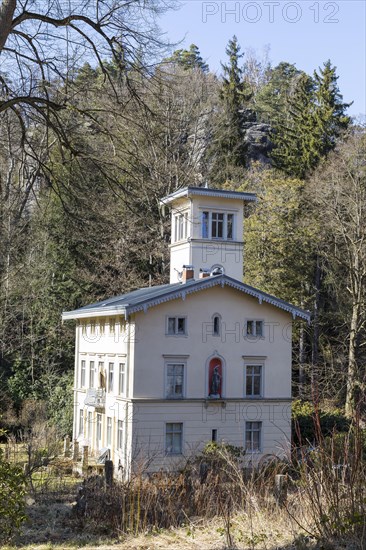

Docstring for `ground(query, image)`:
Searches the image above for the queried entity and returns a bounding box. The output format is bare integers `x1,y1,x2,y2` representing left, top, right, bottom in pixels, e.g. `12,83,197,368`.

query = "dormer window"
201,211,234,240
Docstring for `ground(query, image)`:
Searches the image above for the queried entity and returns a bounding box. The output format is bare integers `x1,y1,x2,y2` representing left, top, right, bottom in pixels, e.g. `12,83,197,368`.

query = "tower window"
201,211,234,240
174,213,188,242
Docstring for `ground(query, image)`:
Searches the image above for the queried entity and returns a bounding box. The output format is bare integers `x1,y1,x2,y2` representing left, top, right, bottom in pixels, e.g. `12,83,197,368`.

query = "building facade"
63,187,310,476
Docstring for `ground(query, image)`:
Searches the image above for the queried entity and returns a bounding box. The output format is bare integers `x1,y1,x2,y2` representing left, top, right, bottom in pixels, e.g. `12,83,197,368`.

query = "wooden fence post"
274,474,287,506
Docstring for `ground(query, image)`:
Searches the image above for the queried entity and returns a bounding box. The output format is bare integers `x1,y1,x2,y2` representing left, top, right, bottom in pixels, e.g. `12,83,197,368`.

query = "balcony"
84,388,106,410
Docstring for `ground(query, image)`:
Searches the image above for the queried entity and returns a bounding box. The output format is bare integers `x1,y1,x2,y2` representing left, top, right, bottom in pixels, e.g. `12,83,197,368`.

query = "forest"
0,0,364,438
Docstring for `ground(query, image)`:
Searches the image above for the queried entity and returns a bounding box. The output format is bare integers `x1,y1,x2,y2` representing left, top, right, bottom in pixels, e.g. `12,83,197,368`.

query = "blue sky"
159,0,366,117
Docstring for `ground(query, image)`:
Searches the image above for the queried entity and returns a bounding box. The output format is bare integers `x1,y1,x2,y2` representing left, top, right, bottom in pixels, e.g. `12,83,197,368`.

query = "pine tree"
208,36,253,185
313,60,352,157
255,62,300,124
271,72,317,179
167,44,209,73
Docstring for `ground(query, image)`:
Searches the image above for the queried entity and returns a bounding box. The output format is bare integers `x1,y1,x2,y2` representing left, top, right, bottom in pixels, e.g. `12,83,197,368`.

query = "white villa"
62,186,310,476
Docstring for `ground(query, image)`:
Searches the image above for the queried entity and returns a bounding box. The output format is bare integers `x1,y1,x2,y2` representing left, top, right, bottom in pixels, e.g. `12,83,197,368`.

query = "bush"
292,399,350,445
0,446,27,543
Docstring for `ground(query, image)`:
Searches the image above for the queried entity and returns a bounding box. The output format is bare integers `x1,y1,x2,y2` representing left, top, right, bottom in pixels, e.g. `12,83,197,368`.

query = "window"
108,362,114,393
80,360,86,387
87,411,93,438
117,420,124,449
107,417,112,447
90,320,96,336
89,361,95,388
211,212,224,238
98,361,105,388
245,421,262,452
213,314,221,336
118,363,126,395
227,213,233,239
245,365,263,397
201,211,235,240
212,429,218,442
100,320,105,335
166,364,184,399
109,319,115,335
167,316,187,336
174,213,188,242
202,211,209,238
166,423,183,455
246,320,264,338
78,409,84,436
96,413,102,446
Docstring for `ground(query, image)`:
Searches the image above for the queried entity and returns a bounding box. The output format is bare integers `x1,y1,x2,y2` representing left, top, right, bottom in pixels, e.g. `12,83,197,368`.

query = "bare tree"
309,130,366,416
0,0,168,114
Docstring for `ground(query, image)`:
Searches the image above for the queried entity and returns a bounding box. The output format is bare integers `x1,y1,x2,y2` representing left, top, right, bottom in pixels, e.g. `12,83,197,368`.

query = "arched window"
212,313,221,337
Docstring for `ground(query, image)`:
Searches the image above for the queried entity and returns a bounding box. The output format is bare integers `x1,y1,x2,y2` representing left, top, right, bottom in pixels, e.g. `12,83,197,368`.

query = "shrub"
0,446,27,543
292,399,350,445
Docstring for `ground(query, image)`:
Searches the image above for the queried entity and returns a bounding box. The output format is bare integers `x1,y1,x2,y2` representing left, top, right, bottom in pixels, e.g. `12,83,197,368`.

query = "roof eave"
62,306,127,321
160,186,257,206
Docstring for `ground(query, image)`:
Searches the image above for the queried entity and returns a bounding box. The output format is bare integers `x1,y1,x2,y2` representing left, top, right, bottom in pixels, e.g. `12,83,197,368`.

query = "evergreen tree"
271,72,317,178
255,62,300,124
167,44,209,73
271,61,352,179
313,60,352,157
208,36,253,185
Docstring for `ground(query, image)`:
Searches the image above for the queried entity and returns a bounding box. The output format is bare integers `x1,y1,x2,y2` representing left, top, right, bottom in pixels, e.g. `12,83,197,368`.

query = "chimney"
199,269,210,279
182,265,194,283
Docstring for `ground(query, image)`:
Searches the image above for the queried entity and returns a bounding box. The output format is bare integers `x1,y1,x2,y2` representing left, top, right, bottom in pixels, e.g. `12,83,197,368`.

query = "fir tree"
208,36,253,184
313,60,352,157
167,44,209,73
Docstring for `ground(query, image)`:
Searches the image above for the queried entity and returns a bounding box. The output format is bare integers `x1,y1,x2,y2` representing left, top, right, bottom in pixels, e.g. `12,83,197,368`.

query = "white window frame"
166,316,187,336
108,362,114,393
80,360,86,388
89,360,95,388
78,409,84,436
87,411,93,439
165,362,185,399
117,420,124,450
245,421,262,453
173,211,188,242
165,422,183,455
106,417,112,447
96,413,102,447
245,319,264,338
118,362,126,396
201,210,235,240
244,364,263,398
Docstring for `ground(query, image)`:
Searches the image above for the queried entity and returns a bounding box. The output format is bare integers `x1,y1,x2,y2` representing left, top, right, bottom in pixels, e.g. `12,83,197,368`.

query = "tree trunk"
0,0,16,52
311,255,321,397
345,300,359,417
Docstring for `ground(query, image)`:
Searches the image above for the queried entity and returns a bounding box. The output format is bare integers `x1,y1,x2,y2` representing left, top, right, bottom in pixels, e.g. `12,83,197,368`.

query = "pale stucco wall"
133,284,292,400
169,195,245,281
129,400,291,473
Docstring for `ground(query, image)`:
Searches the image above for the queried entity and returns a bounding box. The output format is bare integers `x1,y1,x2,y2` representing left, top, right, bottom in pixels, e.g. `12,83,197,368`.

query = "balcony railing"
84,388,106,409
